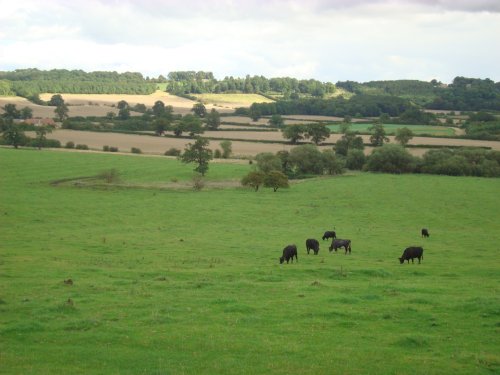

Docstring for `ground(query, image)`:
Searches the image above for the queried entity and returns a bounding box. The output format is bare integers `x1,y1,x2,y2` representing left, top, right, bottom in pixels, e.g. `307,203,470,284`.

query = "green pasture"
1,148,499,374
327,123,456,136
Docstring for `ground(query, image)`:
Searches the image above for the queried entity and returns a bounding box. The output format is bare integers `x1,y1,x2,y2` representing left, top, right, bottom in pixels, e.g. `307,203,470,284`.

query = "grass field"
1,148,499,374
327,123,456,136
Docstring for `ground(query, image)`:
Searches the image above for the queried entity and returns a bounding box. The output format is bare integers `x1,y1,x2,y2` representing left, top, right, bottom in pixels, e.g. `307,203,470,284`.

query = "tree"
191,102,207,118
282,125,305,144
219,140,232,158
255,152,282,173
118,107,130,120
345,149,366,170
305,123,330,145
395,127,414,146
154,118,171,136
249,103,261,122
20,107,33,120
241,171,266,191
54,103,69,121
365,144,416,173
368,122,389,147
269,114,284,128
264,171,289,192
335,131,364,156
2,121,26,148
34,125,53,149
180,114,203,136
48,94,64,107
179,136,213,176
152,100,166,117
322,150,345,175
117,100,129,110
205,109,221,130
288,144,324,175
2,104,20,119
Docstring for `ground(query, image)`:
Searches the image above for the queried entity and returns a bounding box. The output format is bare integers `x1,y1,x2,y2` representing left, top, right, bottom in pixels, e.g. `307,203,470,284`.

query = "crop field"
193,93,274,109
327,123,457,136
1,148,499,374
35,129,500,160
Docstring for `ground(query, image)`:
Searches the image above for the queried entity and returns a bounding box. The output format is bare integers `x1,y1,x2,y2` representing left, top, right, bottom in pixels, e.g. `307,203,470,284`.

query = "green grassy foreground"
327,123,456,136
1,148,499,374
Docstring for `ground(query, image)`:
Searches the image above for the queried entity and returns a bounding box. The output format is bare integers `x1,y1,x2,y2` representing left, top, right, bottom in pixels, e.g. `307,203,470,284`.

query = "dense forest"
0,69,156,97
1,69,500,112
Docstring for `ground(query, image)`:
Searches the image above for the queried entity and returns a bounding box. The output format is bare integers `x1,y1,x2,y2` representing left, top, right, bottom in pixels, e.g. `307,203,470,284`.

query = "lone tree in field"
219,140,232,158
191,102,207,118
1,120,26,149
179,136,213,176
395,127,414,146
369,122,389,147
241,171,266,191
35,125,53,150
305,123,330,145
264,171,289,192
269,114,284,128
54,103,69,122
205,109,221,130
282,124,305,144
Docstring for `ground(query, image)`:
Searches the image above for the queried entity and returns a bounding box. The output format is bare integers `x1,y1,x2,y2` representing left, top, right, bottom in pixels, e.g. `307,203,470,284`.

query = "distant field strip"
327,123,456,136
193,93,274,108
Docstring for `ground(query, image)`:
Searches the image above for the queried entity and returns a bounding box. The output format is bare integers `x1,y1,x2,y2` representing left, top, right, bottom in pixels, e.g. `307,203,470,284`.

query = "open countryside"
2,66,500,375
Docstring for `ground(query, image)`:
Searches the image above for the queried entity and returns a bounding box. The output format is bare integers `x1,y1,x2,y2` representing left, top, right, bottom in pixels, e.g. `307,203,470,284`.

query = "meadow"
327,123,456,136
1,148,499,374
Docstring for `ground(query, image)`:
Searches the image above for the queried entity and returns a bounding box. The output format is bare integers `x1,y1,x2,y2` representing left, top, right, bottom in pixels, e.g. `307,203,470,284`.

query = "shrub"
213,149,222,158
131,147,142,154
65,141,75,149
109,146,119,152
346,149,366,170
97,169,120,184
164,148,181,156
75,144,89,150
365,144,417,174
103,145,110,152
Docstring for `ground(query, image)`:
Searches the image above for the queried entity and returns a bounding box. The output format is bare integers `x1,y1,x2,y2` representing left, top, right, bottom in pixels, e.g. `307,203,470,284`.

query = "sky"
0,0,499,83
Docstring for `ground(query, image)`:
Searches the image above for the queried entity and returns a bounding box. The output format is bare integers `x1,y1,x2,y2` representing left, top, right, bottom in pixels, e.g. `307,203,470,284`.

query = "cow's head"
279,256,284,264
399,257,405,264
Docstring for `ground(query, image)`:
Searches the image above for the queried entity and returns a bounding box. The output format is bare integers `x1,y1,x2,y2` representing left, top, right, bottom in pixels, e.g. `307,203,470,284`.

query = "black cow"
421,228,430,238
399,246,424,264
322,231,336,241
280,244,298,264
306,239,320,255
329,239,351,254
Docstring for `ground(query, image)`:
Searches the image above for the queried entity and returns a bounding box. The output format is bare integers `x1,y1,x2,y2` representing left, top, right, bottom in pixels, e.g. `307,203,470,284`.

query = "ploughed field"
1,148,499,374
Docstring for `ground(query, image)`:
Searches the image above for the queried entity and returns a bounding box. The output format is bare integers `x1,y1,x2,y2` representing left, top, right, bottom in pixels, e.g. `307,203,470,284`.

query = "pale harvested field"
0,97,55,118
35,130,500,159
193,93,274,109
283,115,368,123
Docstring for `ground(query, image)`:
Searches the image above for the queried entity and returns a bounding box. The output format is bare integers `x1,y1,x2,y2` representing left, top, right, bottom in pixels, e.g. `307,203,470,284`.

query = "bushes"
421,148,500,177
131,147,142,154
103,145,119,152
75,144,89,150
65,141,75,149
164,148,181,156
364,144,417,174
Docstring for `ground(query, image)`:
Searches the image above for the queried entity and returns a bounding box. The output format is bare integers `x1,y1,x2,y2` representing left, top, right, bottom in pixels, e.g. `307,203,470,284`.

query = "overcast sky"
0,0,499,83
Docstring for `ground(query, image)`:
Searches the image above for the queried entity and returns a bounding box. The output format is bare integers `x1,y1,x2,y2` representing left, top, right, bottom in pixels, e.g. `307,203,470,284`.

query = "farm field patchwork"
193,93,274,109
1,148,499,374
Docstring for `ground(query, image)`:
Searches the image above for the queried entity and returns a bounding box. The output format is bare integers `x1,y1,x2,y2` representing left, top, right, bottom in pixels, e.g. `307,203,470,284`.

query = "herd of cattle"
279,228,429,265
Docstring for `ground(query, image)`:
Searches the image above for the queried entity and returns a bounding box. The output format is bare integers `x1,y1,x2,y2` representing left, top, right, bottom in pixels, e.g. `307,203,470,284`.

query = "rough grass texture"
1,148,499,374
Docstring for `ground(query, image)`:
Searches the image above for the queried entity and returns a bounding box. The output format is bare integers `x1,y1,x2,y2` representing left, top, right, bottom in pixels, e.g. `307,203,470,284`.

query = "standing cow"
399,246,424,264
421,228,430,238
306,239,320,255
280,244,298,264
329,239,351,254
322,231,336,241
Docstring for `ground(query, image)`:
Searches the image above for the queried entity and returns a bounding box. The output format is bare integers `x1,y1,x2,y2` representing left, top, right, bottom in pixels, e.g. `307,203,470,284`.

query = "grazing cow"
421,228,430,238
399,246,424,264
329,239,352,254
306,239,320,255
322,231,336,241
280,244,298,264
